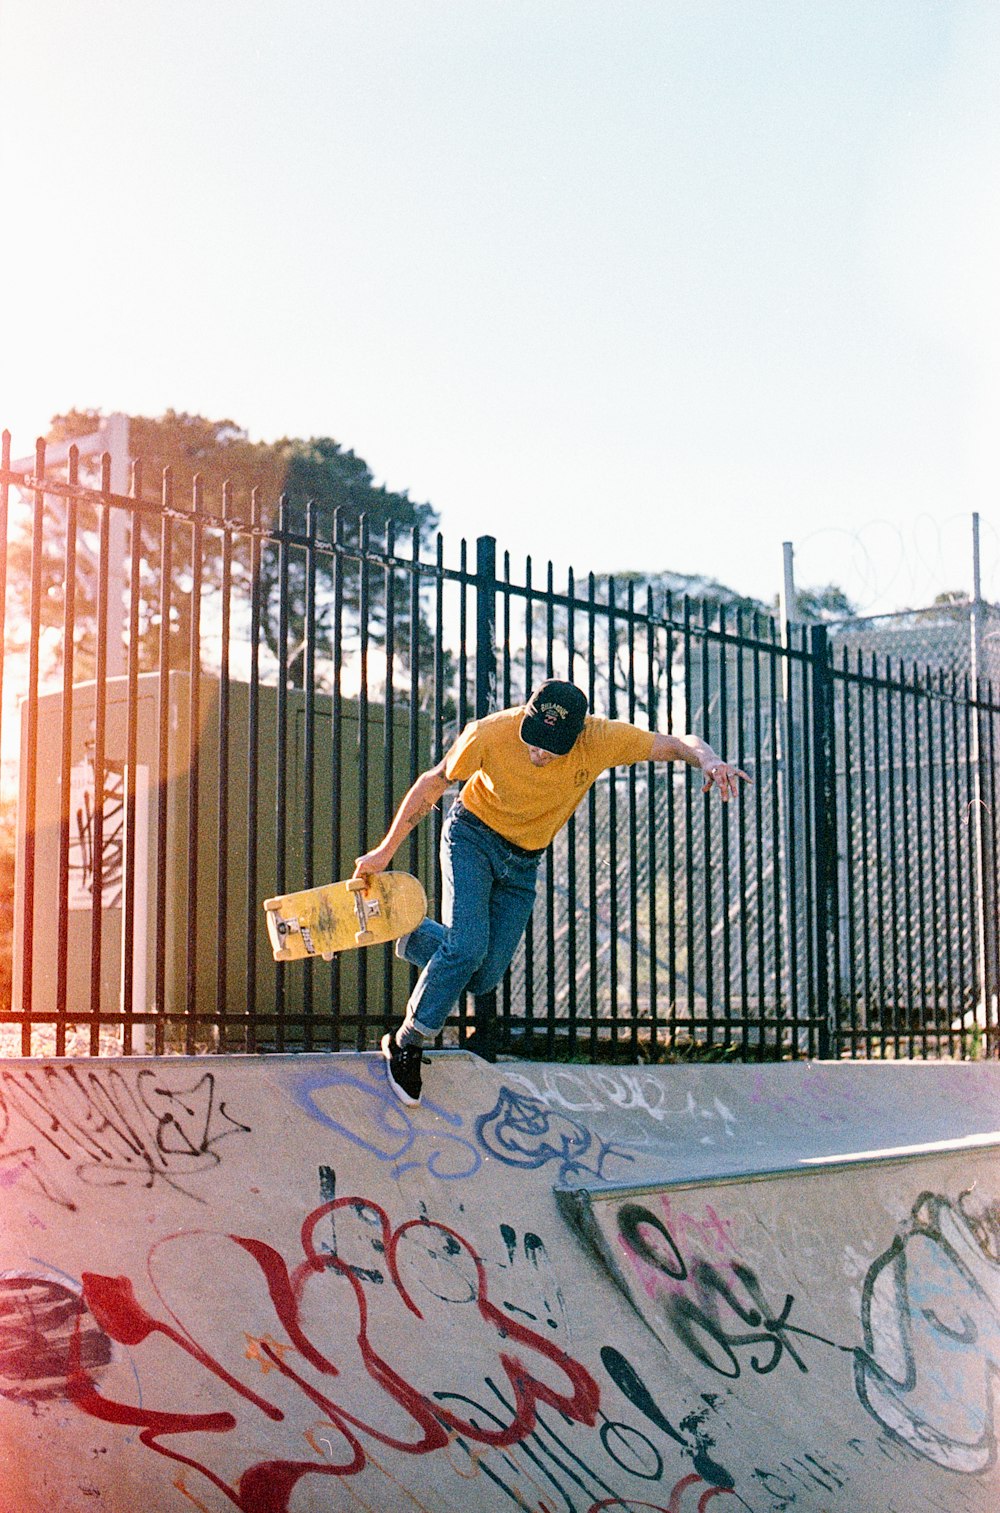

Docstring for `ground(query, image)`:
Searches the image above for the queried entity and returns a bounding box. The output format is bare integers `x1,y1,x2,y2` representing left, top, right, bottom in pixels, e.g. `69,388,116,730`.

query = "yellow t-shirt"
443,707,655,851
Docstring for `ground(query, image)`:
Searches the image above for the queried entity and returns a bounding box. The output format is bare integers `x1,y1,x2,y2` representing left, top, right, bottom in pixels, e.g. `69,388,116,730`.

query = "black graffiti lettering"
600,1346,735,1490
523,1231,545,1264
500,1222,518,1264
442,1426,538,1511
781,1460,817,1491
616,1203,849,1384
598,1418,663,1481
850,1432,919,1469
532,1402,643,1509
618,1204,687,1281
0,1142,78,1212
317,1189,387,1283
437,1388,583,1512
497,1224,566,1333
854,1189,1000,1475
752,1466,798,1510
0,1066,251,1204
600,1346,687,1449
73,763,126,908
438,1377,665,1513
665,1261,805,1379
489,1377,622,1512
797,1452,846,1490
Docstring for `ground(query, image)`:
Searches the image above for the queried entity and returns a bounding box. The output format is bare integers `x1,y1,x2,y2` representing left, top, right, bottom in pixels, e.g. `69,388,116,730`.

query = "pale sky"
2,0,999,613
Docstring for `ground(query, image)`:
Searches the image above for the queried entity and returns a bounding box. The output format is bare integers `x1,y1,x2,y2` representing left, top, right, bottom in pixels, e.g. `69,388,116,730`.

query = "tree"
788,583,857,623
517,566,767,723
250,434,439,692
6,410,445,705
910,589,971,624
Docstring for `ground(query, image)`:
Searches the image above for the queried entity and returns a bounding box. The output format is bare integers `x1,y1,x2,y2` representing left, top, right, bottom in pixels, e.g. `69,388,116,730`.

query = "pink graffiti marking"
658,1198,737,1260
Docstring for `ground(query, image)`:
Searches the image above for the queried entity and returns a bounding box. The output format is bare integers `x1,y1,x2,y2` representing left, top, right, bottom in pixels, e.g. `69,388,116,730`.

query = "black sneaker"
381,1032,423,1106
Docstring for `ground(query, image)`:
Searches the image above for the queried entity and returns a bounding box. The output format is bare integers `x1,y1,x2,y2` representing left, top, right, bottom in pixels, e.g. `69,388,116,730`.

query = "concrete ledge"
2,1052,998,1512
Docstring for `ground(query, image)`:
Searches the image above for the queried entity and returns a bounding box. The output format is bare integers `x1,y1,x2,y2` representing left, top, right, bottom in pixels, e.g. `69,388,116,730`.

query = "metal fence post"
473,535,498,1057
970,514,997,1028
810,624,840,1058
475,535,497,720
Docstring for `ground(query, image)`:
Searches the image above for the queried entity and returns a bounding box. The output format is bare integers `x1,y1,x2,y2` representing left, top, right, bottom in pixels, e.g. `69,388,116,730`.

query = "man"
352,679,750,1106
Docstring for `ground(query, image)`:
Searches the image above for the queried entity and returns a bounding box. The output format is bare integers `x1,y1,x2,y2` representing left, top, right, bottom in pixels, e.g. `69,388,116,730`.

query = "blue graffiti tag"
284,1064,482,1180
476,1086,638,1182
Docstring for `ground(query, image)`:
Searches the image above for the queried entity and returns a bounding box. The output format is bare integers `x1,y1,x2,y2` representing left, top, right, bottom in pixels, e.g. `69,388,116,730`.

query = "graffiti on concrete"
287,1069,644,1185
477,1085,640,1182
48,1194,600,1511
0,1274,112,1403
614,1198,850,1384
437,1380,664,1510
7,1047,998,1512
497,1222,568,1332
603,1183,1000,1490
589,1480,739,1511
1,1185,758,1513
855,1189,1000,1473
601,1345,736,1490
503,1066,739,1142
285,1062,481,1179
746,1066,883,1128
0,1066,251,1208
750,1452,851,1510
285,1067,708,1187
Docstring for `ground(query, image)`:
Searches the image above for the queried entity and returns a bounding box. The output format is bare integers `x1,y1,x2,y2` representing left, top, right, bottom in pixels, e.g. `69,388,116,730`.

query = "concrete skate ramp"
2,1054,999,1513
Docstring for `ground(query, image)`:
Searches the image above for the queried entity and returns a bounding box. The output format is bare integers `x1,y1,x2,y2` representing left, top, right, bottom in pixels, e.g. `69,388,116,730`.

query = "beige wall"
14,676,432,1032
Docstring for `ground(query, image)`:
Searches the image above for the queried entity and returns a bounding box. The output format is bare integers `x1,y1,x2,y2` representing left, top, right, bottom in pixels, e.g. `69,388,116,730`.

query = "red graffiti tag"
589,1472,738,1511
65,1195,600,1512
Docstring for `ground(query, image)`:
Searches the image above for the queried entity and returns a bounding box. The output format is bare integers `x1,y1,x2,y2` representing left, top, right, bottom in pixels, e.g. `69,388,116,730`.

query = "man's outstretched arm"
649,732,751,803
352,758,453,879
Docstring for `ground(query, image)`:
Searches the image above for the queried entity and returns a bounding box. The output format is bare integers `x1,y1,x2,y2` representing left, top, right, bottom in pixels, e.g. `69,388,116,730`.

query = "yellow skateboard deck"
263,872,427,963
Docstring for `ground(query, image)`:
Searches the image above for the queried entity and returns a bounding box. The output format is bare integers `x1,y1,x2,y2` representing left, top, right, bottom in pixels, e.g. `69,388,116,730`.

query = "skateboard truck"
262,900,302,962
347,877,381,944
263,886,377,957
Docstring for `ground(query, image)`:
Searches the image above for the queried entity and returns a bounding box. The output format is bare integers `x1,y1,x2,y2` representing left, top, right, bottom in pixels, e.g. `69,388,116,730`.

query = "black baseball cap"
520,680,588,755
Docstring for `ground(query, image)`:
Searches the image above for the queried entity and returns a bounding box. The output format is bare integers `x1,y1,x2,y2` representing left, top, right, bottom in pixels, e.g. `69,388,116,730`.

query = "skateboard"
263,872,427,963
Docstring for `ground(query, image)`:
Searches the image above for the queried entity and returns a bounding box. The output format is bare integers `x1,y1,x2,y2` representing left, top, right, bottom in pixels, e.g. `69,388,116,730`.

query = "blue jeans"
400,803,542,1036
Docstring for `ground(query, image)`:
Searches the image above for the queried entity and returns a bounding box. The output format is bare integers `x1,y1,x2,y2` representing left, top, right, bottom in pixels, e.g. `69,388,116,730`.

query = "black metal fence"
2,430,998,1060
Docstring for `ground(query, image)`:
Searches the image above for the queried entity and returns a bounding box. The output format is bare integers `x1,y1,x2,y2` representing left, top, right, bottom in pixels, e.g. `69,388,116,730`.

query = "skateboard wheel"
263,897,281,911
346,878,365,894
322,951,335,962
355,929,375,945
